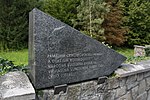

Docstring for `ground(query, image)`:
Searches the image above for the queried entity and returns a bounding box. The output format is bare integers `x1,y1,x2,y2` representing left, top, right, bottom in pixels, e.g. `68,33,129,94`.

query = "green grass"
0,49,28,65
0,48,149,65
115,47,150,63
115,47,134,57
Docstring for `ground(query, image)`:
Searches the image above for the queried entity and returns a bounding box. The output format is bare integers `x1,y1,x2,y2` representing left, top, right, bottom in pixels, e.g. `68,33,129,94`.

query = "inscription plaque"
29,8,126,89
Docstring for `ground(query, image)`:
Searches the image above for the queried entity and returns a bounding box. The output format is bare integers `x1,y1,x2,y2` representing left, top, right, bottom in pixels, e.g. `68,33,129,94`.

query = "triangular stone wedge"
29,8,126,89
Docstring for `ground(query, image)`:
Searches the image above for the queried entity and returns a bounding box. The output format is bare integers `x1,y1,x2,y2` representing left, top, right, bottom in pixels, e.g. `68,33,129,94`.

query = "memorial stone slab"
29,8,126,89
0,71,35,100
134,45,146,57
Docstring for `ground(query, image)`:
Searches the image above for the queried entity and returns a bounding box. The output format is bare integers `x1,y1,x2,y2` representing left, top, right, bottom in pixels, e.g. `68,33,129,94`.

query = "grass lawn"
0,48,149,65
115,47,150,63
0,49,28,65
115,47,134,57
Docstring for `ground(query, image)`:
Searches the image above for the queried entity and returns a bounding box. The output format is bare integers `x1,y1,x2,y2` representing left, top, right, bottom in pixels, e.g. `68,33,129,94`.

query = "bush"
145,47,150,57
102,0,127,46
0,0,37,50
121,0,150,47
41,0,80,26
0,57,28,76
73,0,109,42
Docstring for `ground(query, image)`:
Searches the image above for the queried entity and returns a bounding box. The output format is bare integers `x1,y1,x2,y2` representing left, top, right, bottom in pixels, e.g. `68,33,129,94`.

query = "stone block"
0,71,35,100
67,84,81,100
134,45,145,57
138,79,146,94
147,90,150,100
81,81,96,97
81,95,99,100
127,82,138,90
59,94,67,100
107,78,119,89
136,92,147,100
117,91,132,100
131,85,139,100
97,83,107,93
115,86,126,98
103,90,115,100
126,75,137,85
144,71,150,78
119,77,127,87
137,73,143,81
146,77,150,90
42,89,54,100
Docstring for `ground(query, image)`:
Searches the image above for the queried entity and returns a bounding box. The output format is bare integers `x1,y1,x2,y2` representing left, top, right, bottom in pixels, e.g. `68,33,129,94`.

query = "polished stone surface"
29,8,126,89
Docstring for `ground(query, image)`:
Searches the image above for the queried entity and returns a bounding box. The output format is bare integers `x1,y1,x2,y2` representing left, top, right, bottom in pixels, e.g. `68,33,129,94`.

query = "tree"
41,0,80,26
102,0,127,46
73,0,109,42
0,0,37,50
121,0,150,47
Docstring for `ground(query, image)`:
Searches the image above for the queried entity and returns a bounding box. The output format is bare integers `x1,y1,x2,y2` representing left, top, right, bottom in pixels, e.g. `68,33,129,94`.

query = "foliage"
115,47,134,57
102,0,127,46
102,42,112,48
0,57,28,76
121,0,150,47
109,72,120,78
0,0,150,50
73,0,110,42
115,47,150,64
145,47,150,57
0,0,37,50
41,0,80,26
126,56,150,64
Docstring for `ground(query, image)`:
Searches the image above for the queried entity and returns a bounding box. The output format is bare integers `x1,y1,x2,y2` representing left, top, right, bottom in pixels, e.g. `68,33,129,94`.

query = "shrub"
0,57,28,76
102,0,127,46
73,0,109,42
121,0,150,47
145,47,150,57
0,0,37,50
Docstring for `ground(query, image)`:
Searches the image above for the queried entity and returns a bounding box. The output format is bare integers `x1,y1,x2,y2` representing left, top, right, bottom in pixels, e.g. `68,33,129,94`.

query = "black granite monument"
29,8,126,89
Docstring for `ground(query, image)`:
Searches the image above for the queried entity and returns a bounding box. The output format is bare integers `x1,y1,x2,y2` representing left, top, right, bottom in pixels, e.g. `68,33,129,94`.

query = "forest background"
0,0,150,50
